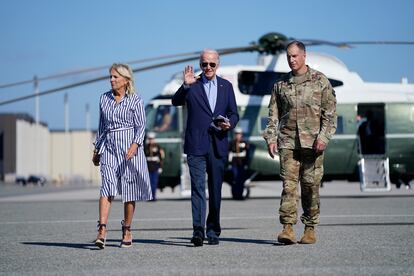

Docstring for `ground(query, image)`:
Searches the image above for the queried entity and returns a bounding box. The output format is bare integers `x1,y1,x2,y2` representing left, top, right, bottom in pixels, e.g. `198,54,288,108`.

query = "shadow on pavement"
171,236,276,246
22,239,177,249
22,241,98,250
220,237,276,245
106,227,194,232
320,222,414,227
105,227,246,232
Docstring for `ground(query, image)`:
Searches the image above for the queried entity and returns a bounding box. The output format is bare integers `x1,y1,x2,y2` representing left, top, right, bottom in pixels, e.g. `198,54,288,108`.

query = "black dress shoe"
207,236,219,245
191,234,204,247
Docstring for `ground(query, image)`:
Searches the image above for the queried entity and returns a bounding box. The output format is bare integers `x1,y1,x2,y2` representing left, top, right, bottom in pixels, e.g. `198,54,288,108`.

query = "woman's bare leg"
99,196,113,225
123,201,135,226
121,201,135,247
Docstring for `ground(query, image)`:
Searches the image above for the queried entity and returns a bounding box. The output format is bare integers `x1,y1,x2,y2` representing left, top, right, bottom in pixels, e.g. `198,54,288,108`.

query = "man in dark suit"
172,49,239,246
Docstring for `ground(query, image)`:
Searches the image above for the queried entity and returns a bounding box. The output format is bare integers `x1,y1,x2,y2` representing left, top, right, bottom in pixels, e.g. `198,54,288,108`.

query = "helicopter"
142,33,414,193
1,32,413,193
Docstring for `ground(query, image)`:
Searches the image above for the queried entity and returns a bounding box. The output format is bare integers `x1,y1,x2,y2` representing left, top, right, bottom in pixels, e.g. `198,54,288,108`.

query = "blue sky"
1,0,413,130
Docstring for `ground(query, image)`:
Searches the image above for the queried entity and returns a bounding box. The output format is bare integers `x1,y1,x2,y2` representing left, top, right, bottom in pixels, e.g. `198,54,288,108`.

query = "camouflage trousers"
278,148,324,226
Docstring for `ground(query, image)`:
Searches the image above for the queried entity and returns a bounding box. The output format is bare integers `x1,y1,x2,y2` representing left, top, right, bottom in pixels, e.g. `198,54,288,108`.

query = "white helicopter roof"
157,52,414,105
270,52,352,78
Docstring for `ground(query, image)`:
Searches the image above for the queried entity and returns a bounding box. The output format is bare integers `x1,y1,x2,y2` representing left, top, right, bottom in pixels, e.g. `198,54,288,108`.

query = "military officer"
144,132,165,201
263,41,337,245
229,127,250,200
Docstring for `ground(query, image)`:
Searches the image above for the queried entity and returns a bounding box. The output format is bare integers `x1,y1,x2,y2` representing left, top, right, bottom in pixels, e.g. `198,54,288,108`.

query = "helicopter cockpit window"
238,71,285,96
238,71,343,96
329,79,343,88
147,105,177,132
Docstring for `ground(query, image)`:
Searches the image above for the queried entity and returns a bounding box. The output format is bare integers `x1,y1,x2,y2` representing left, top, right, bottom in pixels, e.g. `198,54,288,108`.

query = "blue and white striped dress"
95,90,152,202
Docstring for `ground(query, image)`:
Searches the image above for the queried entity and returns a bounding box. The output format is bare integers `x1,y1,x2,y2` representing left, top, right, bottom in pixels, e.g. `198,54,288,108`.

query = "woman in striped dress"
92,63,152,249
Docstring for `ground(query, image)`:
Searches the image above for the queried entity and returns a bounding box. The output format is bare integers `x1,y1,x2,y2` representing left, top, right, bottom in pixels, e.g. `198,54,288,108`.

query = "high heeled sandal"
95,221,107,249
120,220,132,248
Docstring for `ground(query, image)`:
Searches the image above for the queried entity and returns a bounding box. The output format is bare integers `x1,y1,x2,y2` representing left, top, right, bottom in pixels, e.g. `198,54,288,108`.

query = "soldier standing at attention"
263,41,337,245
229,127,250,200
144,132,165,201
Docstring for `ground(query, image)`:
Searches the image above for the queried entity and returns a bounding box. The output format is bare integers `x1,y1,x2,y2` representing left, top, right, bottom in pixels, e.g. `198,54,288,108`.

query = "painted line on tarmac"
2,214,414,225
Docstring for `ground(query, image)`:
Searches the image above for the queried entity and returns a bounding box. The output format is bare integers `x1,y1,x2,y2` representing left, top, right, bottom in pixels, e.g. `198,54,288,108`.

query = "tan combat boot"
277,224,296,245
299,225,316,244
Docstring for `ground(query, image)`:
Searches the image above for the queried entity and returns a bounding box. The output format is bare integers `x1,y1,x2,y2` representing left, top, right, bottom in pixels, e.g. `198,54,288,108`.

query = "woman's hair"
109,63,136,95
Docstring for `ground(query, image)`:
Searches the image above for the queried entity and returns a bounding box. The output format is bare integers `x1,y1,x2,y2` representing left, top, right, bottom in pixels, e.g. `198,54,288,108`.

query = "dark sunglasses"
201,62,217,68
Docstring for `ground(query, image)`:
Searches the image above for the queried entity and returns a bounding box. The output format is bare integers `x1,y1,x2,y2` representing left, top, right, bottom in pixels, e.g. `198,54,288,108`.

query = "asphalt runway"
0,182,413,275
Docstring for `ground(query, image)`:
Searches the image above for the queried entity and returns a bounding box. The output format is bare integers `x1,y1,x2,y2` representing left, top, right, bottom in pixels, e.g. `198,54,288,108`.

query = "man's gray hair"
286,40,306,52
199,49,220,62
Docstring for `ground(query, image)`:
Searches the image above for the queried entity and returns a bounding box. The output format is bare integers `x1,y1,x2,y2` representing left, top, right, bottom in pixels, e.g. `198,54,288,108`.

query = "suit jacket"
172,75,239,157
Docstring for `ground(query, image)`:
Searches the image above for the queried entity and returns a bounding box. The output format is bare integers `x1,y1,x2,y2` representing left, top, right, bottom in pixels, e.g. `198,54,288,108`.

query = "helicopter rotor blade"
0,45,260,106
0,45,260,90
339,41,414,48
0,51,209,90
300,39,414,48
0,55,194,106
342,41,414,45
2,32,414,106
300,39,351,48
216,45,260,55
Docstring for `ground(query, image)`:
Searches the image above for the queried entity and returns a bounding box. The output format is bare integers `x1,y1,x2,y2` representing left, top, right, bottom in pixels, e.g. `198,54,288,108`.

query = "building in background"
50,130,100,184
0,113,100,184
0,113,49,182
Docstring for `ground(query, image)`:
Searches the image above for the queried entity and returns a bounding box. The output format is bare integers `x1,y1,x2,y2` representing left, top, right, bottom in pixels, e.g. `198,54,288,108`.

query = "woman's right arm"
95,96,105,144
92,95,104,165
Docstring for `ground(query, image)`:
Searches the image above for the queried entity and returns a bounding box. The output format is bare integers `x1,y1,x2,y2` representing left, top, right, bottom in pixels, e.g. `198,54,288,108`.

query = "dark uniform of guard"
229,128,250,200
144,133,164,201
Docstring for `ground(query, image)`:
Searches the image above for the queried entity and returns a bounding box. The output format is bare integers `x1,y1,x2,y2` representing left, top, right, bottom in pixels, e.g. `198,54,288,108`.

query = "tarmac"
0,180,413,275
0,179,413,202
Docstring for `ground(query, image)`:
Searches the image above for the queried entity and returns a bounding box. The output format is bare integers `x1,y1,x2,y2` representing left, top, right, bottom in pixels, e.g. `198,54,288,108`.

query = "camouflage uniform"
263,66,337,226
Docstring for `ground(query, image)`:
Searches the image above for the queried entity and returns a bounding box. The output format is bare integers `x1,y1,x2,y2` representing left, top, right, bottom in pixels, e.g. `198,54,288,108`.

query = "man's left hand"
218,121,231,130
314,139,327,154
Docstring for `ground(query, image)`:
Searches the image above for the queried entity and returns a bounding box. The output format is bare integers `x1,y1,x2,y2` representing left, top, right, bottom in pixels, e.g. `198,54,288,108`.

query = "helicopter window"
329,79,343,88
238,71,285,95
237,119,250,134
238,71,343,95
336,116,344,134
146,104,177,132
145,104,156,131
0,132,3,161
260,117,268,132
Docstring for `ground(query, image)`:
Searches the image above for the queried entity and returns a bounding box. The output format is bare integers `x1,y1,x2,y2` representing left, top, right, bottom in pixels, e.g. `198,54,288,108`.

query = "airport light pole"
34,75,39,125
64,93,69,133
34,75,39,175
64,93,72,181
85,103,90,132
